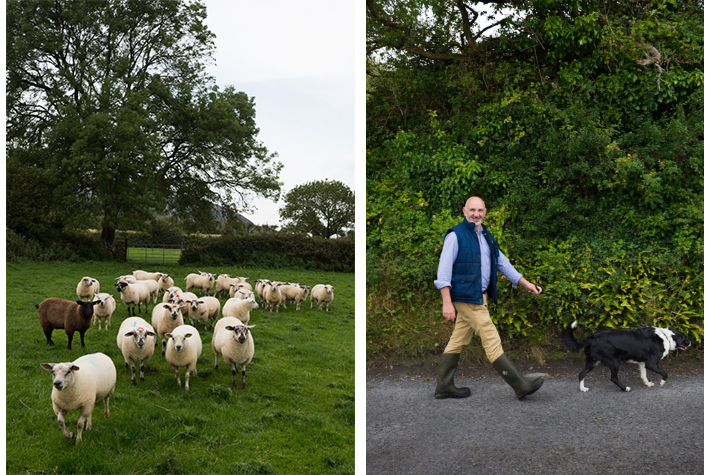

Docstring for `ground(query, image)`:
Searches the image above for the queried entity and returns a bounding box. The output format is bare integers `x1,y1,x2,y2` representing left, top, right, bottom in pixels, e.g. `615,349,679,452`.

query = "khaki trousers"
443,295,504,363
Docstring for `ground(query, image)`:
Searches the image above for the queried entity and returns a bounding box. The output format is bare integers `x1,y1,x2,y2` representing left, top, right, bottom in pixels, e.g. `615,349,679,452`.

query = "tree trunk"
101,225,116,245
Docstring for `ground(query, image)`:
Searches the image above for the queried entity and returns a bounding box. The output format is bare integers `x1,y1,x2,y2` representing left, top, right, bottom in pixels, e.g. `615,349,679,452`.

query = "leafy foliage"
367,0,703,357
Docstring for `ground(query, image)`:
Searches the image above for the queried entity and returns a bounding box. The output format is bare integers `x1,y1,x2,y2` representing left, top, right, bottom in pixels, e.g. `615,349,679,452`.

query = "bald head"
462,196,487,230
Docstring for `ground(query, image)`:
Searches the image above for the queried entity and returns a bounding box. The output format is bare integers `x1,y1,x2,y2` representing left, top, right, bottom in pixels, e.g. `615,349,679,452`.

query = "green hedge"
179,234,355,272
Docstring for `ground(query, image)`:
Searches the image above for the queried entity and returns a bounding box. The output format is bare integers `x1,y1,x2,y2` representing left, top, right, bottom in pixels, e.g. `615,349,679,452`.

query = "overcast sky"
201,0,357,227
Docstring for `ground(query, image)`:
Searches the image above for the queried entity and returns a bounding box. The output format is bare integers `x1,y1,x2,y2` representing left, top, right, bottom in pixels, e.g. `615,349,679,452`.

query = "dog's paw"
625,387,631,392
580,387,590,393
644,382,655,387
659,380,666,387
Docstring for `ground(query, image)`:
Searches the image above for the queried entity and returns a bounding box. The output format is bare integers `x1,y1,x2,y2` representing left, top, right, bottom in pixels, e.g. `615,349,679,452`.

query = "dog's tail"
561,321,592,352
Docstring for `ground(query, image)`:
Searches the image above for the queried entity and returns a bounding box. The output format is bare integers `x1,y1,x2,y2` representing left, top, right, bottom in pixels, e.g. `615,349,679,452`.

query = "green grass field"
6,261,354,474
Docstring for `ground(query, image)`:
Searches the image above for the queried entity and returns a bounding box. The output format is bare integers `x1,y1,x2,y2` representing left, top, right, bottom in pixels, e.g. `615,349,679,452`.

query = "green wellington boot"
491,353,544,399
434,353,471,399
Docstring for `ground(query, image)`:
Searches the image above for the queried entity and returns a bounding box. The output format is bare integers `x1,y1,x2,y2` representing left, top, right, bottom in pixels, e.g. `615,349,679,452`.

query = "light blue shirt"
434,229,522,291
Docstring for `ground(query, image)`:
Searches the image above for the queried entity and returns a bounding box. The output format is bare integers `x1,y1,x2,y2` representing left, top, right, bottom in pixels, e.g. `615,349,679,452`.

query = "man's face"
463,198,486,227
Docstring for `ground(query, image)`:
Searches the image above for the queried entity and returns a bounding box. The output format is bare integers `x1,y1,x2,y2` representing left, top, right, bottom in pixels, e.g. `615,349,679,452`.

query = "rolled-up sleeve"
434,233,458,289
498,250,523,287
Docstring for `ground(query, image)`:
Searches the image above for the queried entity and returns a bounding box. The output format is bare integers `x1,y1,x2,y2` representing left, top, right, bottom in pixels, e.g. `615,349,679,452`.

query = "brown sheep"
37,298,99,350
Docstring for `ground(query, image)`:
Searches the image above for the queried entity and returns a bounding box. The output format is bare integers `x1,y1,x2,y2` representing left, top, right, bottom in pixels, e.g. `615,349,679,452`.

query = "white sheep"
162,286,183,303
311,284,335,311
185,272,215,296
170,291,198,317
212,317,256,389
76,276,100,302
92,293,116,330
229,283,255,298
157,274,175,295
222,297,259,324
230,286,255,301
281,285,311,311
136,279,160,304
116,317,156,385
40,352,116,444
165,324,202,390
116,275,137,283
115,280,151,316
132,270,162,281
214,274,249,298
187,296,221,331
151,302,185,356
263,282,284,313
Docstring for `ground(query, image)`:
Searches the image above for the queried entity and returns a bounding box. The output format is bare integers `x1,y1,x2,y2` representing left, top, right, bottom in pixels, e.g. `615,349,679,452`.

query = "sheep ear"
124,331,135,337
76,301,84,305
40,363,55,371
147,331,156,337
225,326,235,331
162,304,171,309
165,333,172,338
71,365,80,371
247,325,256,329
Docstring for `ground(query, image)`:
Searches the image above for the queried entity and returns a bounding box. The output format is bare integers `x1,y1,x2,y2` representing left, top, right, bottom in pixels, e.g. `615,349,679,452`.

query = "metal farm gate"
126,243,183,265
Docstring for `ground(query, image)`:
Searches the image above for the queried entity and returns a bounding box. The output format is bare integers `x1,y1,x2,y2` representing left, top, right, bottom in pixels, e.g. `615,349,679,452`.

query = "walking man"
434,196,544,399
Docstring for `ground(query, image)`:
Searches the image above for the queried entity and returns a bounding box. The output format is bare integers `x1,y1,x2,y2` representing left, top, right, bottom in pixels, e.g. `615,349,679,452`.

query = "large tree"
6,0,282,243
280,180,355,239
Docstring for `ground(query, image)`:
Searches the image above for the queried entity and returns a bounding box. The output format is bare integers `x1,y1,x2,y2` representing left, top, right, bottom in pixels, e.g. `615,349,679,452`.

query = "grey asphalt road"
366,365,704,475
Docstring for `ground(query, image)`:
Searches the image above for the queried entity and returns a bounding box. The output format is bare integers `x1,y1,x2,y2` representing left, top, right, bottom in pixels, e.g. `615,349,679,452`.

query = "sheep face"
40,362,80,391
93,295,113,309
166,332,193,352
324,285,334,294
124,327,155,349
78,300,99,318
163,303,183,320
225,324,255,344
115,281,129,293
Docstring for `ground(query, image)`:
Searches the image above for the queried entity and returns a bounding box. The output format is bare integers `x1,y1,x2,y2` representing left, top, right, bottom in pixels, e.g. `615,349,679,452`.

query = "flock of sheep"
37,269,336,444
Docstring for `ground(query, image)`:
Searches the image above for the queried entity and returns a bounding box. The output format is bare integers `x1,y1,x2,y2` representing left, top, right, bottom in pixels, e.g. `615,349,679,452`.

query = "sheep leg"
241,365,247,389
162,339,167,357
174,368,182,387
103,393,111,418
79,331,86,348
185,369,191,390
139,361,146,382
56,410,74,440
66,332,74,350
43,329,55,346
130,362,137,386
214,353,219,370
231,365,238,388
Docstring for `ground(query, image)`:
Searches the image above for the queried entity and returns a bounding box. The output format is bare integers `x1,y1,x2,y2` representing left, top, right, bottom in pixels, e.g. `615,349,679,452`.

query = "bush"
179,234,355,272
6,228,124,262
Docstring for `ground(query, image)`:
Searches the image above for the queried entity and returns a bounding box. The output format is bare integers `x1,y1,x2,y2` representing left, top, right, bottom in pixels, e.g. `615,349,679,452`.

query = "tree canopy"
7,0,283,243
280,180,355,239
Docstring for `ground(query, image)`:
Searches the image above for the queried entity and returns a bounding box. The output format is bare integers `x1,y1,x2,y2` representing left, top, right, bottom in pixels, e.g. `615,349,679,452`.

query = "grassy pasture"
6,261,354,474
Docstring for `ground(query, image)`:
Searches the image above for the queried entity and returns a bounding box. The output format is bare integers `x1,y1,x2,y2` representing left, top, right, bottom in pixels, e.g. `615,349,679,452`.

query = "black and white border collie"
562,321,691,392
